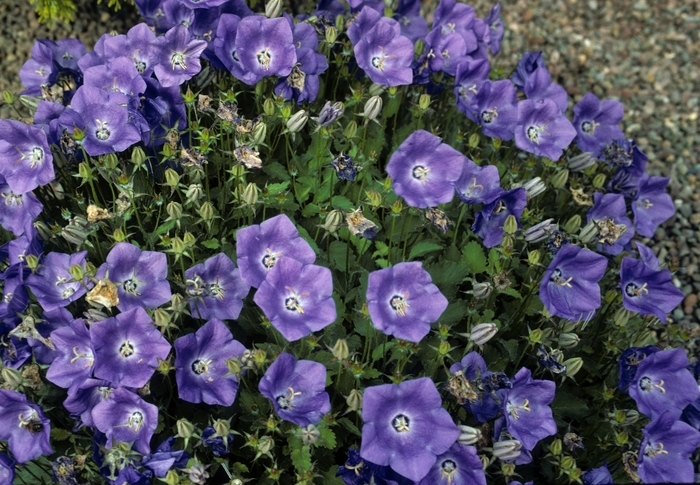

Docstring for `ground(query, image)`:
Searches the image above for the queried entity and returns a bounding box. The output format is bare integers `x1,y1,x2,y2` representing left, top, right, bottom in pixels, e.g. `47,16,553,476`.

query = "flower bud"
344,120,357,139
501,462,516,477
568,152,596,172
164,470,180,485
524,218,557,243
3,90,15,105
33,220,53,241
472,282,493,300
365,189,382,208
258,435,274,455
363,95,383,122
67,263,84,281
131,146,147,167
438,340,451,356
25,254,40,271
177,419,195,439
251,122,267,145
414,38,425,56
528,250,540,266
286,109,308,133
419,94,430,111
332,339,349,361
614,307,633,327
325,26,338,44
528,328,543,344
550,438,562,456
280,104,292,119
213,419,230,437
19,94,39,111
323,209,344,234
103,153,118,171
229,164,246,179
166,201,183,221
199,201,215,222
624,409,640,425
579,220,599,244
112,227,127,243
265,0,282,17
558,332,580,349
592,173,606,189
62,219,89,246
503,214,518,235
164,168,180,189
563,214,581,234
562,357,583,377
457,425,481,446
241,182,259,207
391,199,403,215
468,133,480,148
185,184,203,204
1,367,23,390
549,169,569,189
470,323,498,345
346,389,363,412
153,308,171,330
560,455,576,471
335,13,344,32
263,98,275,117
77,162,93,180
523,177,546,198
493,440,522,460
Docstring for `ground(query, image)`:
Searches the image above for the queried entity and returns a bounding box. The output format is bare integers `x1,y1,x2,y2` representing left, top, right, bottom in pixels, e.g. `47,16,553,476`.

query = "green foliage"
31,0,77,24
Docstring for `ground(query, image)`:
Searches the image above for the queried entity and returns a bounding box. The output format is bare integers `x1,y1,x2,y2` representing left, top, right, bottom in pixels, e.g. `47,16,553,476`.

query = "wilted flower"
366,262,448,343
0,453,14,484
258,352,330,426
0,390,52,463
582,463,613,485
485,3,504,55
201,427,234,457
185,253,251,320
586,192,634,255
454,57,491,118
416,443,487,485
360,377,461,482
515,99,576,161
174,318,246,406
139,437,190,477
92,387,158,455
313,101,345,128
330,153,357,181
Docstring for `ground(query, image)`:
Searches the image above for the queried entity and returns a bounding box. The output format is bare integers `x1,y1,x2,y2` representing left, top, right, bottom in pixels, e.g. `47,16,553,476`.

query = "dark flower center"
625,282,649,298
95,120,111,141
276,387,301,409
261,248,281,269
285,295,303,313
191,358,212,375
123,279,140,296
391,414,410,432
441,459,457,479
119,340,135,358
581,120,599,135
135,60,147,74
481,107,498,123
550,268,573,288
18,410,43,434
171,52,187,70
526,126,540,144
389,293,409,317
208,281,225,299
30,147,44,166
126,411,144,432
412,165,430,181
256,48,272,70
639,376,665,393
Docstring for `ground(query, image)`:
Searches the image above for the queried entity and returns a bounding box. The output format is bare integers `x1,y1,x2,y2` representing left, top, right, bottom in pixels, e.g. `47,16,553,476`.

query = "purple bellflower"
586,192,634,256
90,307,171,388
471,80,518,141
632,175,674,238
515,98,577,161
185,253,250,320
454,57,490,118
629,348,699,421
201,427,234,457
453,159,502,205
353,14,414,86
511,51,546,90
174,318,246,406
258,352,331,426
19,40,55,96
139,437,190,477
522,67,568,112
92,387,159,455
618,345,661,393
386,130,464,208
46,318,95,392
432,0,478,54
96,242,172,311
83,56,147,99
103,23,157,76
140,77,187,148
360,377,461,482
0,390,52,464
637,410,700,484
0,176,42,237
236,214,316,288
150,25,208,87
573,92,624,154
582,463,613,485
472,188,527,248
234,16,297,85
485,3,504,55
393,0,428,42
501,367,557,451
417,443,486,485
0,120,54,195
63,379,114,429
254,257,336,342
539,244,608,322
0,452,14,484
366,262,448,343
214,14,254,84
25,251,90,311
620,243,684,322
337,447,414,485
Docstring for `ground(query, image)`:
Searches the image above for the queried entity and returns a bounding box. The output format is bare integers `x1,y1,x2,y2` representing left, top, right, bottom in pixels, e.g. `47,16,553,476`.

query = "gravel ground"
1,0,697,338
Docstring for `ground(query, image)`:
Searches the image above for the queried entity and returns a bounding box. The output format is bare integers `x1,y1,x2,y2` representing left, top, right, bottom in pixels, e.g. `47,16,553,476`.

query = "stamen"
276,387,302,409
284,287,309,314
344,462,364,477
550,269,573,288
392,414,410,432
191,358,213,375
645,442,669,458
70,346,94,368
440,460,457,484
481,107,499,123
412,165,430,182
256,48,272,70
389,292,410,317
262,248,283,270
506,398,531,419
119,340,135,358
170,51,187,70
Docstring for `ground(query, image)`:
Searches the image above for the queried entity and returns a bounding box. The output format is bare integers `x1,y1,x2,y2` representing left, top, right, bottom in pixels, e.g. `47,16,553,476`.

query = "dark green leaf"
201,238,219,249
408,241,443,260
461,241,487,274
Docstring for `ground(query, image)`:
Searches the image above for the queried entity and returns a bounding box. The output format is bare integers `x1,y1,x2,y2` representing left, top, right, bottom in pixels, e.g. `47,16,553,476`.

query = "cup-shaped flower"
258,352,330,426
501,367,556,451
19,40,55,96
0,176,42,237
185,253,250,321
354,18,413,86
629,348,699,421
254,257,336,341
511,51,546,90
236,214,316,288
90,307,171,388
25,251,90,311
367,262,448,343
453,160,501,205
617,345,660,392
0,452,14,484
0,120,54,195
62,378,114,428
386,130,464,208
515,99,576,161
637,410,700,485
46,318,94,391
103,23,157,76
539,244,607,322
233,16,297,85
96,242,172,311
361,377,461,482
150,25,208,87
472,79,518,141
0,390,52,463
523,67,568,113
416,443,486,485
92,387,158,455
632,175,674,238
582,463,613,485
619,246,684,323
174,318,246,406
586,192,634,256
472,188,527,247
573,92,624,155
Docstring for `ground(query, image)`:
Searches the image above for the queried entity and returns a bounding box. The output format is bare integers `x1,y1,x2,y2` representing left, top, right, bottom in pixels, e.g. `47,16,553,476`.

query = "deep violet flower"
471,80,518,141
449,352,505,422
201,427,234,457
539,244,608,322
92,387,158,455
139,437,190,477
632,175,675,237
386,130,464,208
393,0,428,42
511,51,546,90
174,318,246,406
234,16,297,85
361,377,461,482
573,92,624,154
254,257,336,342
366,262,448,343
62,379,114,428
582,463,614,485
46,318,94,391
454,57,491,118
90,307,171,388
140,77,187,148
629,348,699,421
274,46,328,104
618,345,661,393
337,447,414,485
417,443,486,485
102,23,157,76
515,98,577,161
95,242,172,311
501,367,557,451
472,188,527,248
0,390,52,463
236,214,316,289
637,411,700,484
258,352,331,426
522,67,568,113
353,15,414,87
619,243,684,322
0,120,54,195
485,3,504,55
185,253,250,320
586,192,634,256
0,453,14,484
453,159,502,205
24,251,90,311
0,176,42,237
83,56,147,99
150,25,208,87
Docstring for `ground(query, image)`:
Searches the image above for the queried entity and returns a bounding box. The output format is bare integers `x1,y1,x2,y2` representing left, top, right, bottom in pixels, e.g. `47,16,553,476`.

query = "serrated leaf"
291,445,312,473
501,287,522,299
338,417,362,436
499,339,519,362
331,195,354,212
318,427,337,449
408,241,443,260
265,181,290,196
51,428,71,441
264,161,290,181
201,238,219,249
363,367,382,379
302,203,321,217
372,241,389,258
462,241,487,274
552,391,589,419
488,248,501,272
329,240,349,271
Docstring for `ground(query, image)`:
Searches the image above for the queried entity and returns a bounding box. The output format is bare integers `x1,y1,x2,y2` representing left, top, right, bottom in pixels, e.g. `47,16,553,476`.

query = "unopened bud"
528,250,540,266
366,189,381,208
528,328,543,344
457,425,481,446
550,438,562,456
325,26,338,44
213,419,230,437
472,282,493,300
152,308,171,329
493,440,522,460
579,221,599,244
501,462,516,477
68,263,85,281
258,435,274,455
363,95,383,122
558,332,580,349
286,109,308,133
280,104,292,119
346,389,363,412
560,455,576,471
468,133,480,148
166,201,183,221
524,218,557,243
164,168,180,189
391,199,403,214
344,120,357,139
563,214,581,234
199,201,215,222
323,210,344,234
103,153,118,171
185,184,203,203
78,162,93,180
614,307,633,327
418,94,430,111
568,152,596,172
562,357,583,377
242,182,259,207
263,98,275,117
549,169,569,189
623,409,639,425
503,215,518,235
25,254,40,271
265,0,282,17
332,339,349,361
131,146,147,167
112,227,127,243
177,419,195,439
3,90,15,105
523,177,546,198
1,367,23,389
592,173,606,189
470,323,498,345
251,122,267,145
164,469,180,485
438,340,451,356
414,38,425,56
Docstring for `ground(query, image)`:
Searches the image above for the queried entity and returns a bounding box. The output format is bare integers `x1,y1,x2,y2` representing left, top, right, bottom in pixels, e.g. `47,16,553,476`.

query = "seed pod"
419,94,430,110
166,201,183,221
363,95,383,122
568,151,596,172
286,109,308,133
199,201,215,222
251,122,267,145
549,438,562,456
241,182,259,207
558,332,580,349
472,282,493,300
325,26,338,44
457,425,481,446
550,169,569,189
265,0,282,17
503,215,518,235
164,168,180,189
344,120,357,139
592,173,606,189
263,98,275,117
528,249,540,266
523,177,546,198
562,357,583,377
470,323,498,345
332,339,349,361
563,214,581,234
323,209,344,234
346,389,363,412
176,419,195,439
493,440,522,460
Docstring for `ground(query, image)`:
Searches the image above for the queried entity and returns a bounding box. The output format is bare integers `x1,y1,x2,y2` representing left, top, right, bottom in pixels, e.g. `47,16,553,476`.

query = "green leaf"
264,161,290,181
408,241,443,260
201,238,219,249
290,444,312,473
499,339,519,362
501,287,522,299
373,241,389,258
329,240,349,271
372,341,395,361
302,203,321,218
488,248,501,273
331,195,354,212
427,261,469,288
461,241,487,274
363,367,382,379
265,181,290,196
338,417,362,436
318,427,337,449
155,219,176,235
552,391,589,420
51,428,71,441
